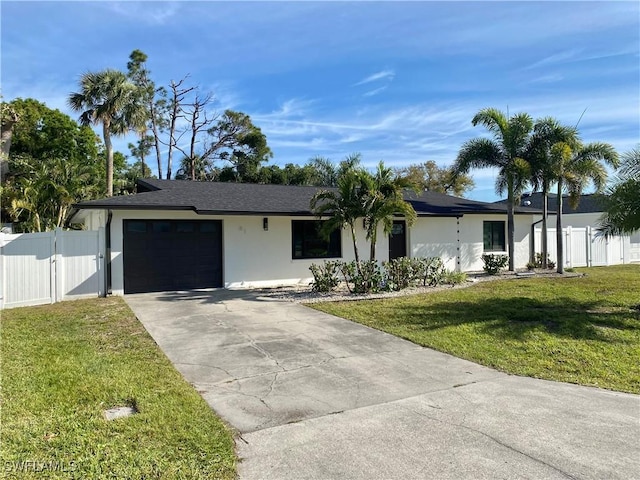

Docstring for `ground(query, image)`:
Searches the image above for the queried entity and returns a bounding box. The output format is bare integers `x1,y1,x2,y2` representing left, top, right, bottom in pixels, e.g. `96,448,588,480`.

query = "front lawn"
311,265,640,394
0,298,236,479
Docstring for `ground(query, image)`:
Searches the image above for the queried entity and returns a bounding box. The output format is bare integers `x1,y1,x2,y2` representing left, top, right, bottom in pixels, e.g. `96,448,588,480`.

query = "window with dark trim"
292,220,341,259
483,221,506,252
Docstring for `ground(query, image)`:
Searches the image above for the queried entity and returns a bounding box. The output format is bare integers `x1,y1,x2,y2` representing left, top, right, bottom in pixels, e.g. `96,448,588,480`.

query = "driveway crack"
397,404,579,480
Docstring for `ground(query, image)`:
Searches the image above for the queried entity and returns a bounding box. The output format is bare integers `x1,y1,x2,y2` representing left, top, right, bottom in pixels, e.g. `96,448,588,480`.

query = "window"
292,220,341,259
483,221,506,252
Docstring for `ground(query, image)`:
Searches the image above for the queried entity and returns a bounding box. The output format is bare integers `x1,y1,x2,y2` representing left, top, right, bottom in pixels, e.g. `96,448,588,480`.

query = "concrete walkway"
125,289,639,480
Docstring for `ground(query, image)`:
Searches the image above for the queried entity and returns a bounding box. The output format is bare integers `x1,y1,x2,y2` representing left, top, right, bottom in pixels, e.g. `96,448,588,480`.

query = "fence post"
98,227,106,297
0,234,5,310
566,226,572,268
54,228,64,303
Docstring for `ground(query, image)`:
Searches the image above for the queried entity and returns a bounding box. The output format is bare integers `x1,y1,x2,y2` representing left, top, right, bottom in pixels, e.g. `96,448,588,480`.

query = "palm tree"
550,141,619,273
527,118,579,267
69,69,145,196
362,162,417,260
310,167,367,268
597,146,639,237
454,108,533,271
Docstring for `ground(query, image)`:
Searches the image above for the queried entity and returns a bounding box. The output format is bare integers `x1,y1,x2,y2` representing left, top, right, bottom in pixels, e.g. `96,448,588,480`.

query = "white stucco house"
71,179,542,295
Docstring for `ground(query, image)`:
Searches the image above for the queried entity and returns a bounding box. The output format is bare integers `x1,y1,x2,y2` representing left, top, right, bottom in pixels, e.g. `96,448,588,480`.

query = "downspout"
530,218,544,264
456,215,462,272
106,210,113,296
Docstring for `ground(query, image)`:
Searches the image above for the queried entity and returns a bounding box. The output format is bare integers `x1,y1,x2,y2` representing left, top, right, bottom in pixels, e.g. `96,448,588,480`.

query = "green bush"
443,270,467,285
415,257,446,286
382,257,415,291
309,261,341,292
481,254,509,275
337,260,385,294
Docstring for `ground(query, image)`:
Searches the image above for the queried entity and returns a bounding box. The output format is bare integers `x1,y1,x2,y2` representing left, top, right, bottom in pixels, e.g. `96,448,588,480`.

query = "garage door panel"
123,220,223,294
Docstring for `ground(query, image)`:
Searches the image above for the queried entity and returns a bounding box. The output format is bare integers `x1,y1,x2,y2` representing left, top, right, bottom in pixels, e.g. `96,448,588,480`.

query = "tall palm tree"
454,108,533,271
362,162,417,260
310,167,367,268
69,69,145,196
527,118,579,267
598,146,640,237
550,141,618,273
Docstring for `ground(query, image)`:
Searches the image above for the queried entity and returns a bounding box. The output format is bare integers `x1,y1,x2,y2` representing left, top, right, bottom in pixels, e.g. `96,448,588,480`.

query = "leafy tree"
454,108,533,271
306,156,339,186
175,155,215,181
6,98,100,164
1,102,19,183
127,49,168,179
395,161,474,197
598,147,640,237
550,141,618,273
527,118,579,267
128,134,154,179
69,69,146,196
362,162,417,260
203,110,272,182
0,99,103,230
3,155,102,232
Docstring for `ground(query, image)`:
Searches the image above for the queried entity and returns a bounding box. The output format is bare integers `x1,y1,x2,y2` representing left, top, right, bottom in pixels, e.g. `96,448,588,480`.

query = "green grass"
311,265,640,394
1,298,236,479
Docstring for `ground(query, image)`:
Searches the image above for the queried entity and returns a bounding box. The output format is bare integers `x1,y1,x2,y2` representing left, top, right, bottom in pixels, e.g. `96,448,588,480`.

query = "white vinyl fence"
0,228,105,309
534,226,630,268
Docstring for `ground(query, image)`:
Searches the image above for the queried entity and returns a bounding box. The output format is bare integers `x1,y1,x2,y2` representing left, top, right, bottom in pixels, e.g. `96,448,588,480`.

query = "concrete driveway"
125,289,639,480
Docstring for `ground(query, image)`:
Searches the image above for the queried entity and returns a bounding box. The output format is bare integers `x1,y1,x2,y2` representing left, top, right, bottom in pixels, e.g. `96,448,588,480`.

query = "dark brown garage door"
123,220,223,294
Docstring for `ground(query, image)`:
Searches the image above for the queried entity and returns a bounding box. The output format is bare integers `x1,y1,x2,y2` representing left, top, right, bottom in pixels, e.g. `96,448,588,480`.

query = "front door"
388,220,407,260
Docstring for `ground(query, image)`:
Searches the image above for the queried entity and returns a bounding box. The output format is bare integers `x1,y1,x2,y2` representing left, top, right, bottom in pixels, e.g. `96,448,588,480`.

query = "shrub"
481,254,508,275
530,253,554,269
309,261,340,292
416,257,445,286
338,260,385,294
443,270,467,285
382,257,415,291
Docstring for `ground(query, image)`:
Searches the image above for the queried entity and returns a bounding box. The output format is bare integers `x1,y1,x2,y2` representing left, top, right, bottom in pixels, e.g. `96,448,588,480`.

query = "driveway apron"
125,290,639,480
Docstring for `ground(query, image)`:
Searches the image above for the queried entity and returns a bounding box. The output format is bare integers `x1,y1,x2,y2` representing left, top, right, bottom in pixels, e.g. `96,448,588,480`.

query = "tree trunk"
541,182,548,268
556,181,564,274
507,186,515,272
149,101,163,179
369,224,377,261
103,121,114,197
1,115,17,184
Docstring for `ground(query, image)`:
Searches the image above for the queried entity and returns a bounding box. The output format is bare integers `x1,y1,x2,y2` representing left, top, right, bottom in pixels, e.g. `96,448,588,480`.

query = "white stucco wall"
106,210,383,293
409,214,534,272
83,209,536,294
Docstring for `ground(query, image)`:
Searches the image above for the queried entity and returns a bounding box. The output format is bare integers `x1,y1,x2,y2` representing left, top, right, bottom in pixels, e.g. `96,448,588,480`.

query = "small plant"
548,261,556,270
382,257,415,291
309,261,340,292
481,254,508,275
414,257,445,286
526,261,536,271
338,260,384,293
443,270,467,285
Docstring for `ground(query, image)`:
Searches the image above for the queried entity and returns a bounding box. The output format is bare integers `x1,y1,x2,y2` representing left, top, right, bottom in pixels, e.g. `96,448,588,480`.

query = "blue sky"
2,1,639,201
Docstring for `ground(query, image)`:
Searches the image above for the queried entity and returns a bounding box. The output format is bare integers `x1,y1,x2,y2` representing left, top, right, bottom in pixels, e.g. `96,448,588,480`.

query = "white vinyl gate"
0,228,105,309
534,226,629,268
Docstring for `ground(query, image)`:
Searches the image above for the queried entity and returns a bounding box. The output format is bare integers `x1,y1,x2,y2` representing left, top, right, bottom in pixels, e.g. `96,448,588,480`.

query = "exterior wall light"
263,217,268,231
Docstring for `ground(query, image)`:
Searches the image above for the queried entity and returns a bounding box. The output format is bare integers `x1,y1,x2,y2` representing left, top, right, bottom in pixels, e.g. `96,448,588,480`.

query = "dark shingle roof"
74,179,541,216
495,192,606,214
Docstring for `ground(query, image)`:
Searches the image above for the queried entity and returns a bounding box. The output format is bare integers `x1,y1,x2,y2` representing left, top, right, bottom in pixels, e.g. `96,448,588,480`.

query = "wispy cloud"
354,69,395,86
104,2,181,25
363,86,388,97
523,49,581,70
